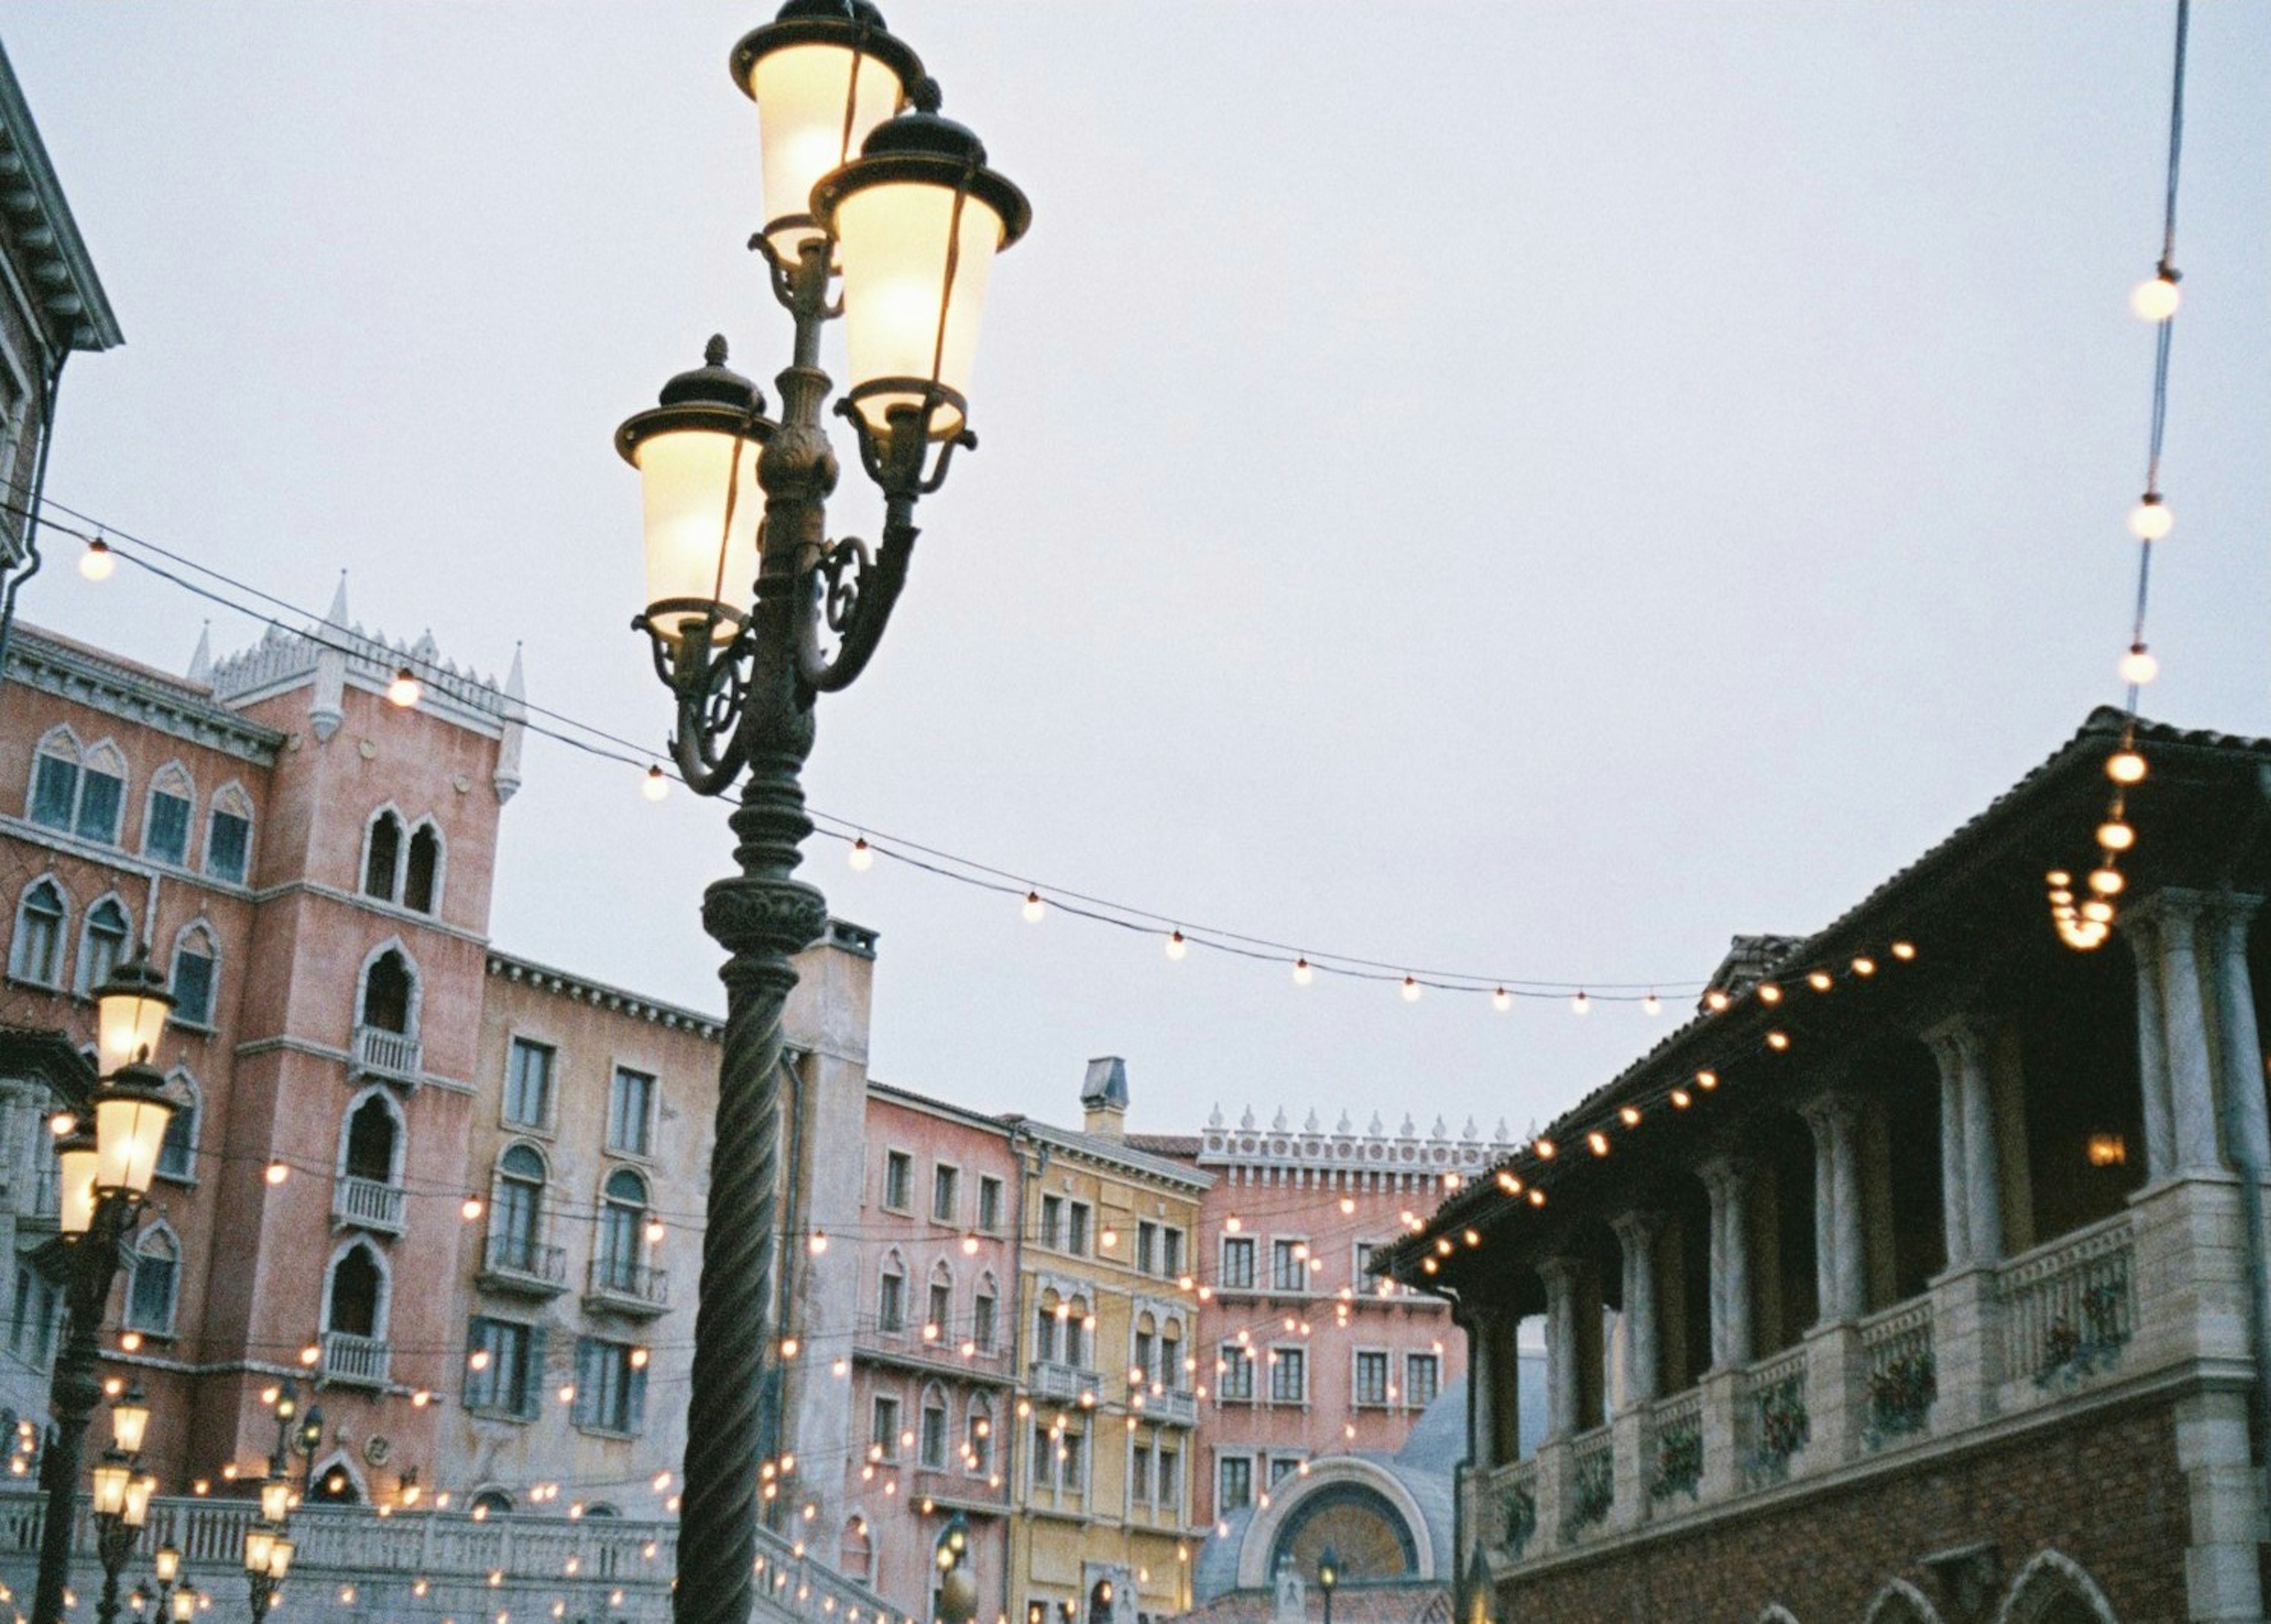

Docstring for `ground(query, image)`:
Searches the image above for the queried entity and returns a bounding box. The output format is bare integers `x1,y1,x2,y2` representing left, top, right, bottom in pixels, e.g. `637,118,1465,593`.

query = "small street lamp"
620,7,1027,1624
932,1512,975,1624
30,962,178,1624
242,1526,290,1624
90,1389,157,1624
1316,1546,1340,1624
245,1383,298,1623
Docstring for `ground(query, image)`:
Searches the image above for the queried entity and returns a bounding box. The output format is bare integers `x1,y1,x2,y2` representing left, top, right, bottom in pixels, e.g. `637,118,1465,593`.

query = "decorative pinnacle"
912,76,942,113
705,334,730,367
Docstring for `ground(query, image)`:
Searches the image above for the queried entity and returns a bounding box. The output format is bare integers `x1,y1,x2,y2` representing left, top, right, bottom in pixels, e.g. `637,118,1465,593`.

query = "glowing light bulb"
1697,1070,1719,1089
1619,1105,1641,1127
961,1231,979,1255
646,1217,667,1243
1807,970,1832,992
1570,991,1590,1016
1586,1132,1610,1157
2119,645,2159,685
2098,821,2134,852
1642,991,1661,1016
1766,1030,1791,1051
461,1196,483,1221
1705,990,1730,1011
807,1230,829,1256
386,667,423,709
79,539,115,581
779,1338,799,1360
1338,1196,1355,1215
1851,956,1876,976
265,1161,290,1186
2128,495,2173,541
2107,750,2147,785
1401,976,1421,1003
1164,931,1187,961
1534,1138,1555,1160
1527,1188,1547,1207
1292,957,1314,986
1223,1214,1241,1234
2130,273,2181,322
2081,899,2115,924
2089,868,2125,898
642,765,670,801
1890,942,1917,961
1670,1088,1691,1109
1021,891,1045,923
1757,983,1781,1004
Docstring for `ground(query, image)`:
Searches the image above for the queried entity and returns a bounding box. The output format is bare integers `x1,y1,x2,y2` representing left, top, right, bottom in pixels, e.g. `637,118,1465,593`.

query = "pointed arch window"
361,949,415,1035
839,1516,873,1583
919,1383,950,1468
967,1393,994,1475
27,732,80,831
877,1254,907,1334
364,812,403,902
205,785,253,884
11,880,67,986
170,924,217,1027
76,897,132,997
597,1167,649,1292
75,744,127,846
125,1227,180,1335
326,1243,387,1340
156,1072,200,1182
973,1274,998,1351
493,1144,547,1272
926,1261,953,1341
343,1094,400,1185
143,767,195,867
405,823,442,914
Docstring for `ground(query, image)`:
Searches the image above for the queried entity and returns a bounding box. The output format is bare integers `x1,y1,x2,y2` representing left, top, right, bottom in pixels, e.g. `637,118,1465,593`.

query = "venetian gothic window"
143,766,195,867
125,1225,180,1334
169,923,218,1027
76,896,131,996
325,1241,387,1340
10,879,67,986
360,947,416,1035
156,1070,200,1183
205,785,253,884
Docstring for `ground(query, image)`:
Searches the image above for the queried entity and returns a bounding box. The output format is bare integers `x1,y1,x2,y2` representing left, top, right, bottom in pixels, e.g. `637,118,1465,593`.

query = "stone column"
1927,1017,2003,1265
2134,891,2224,1175
1698,1157,1753,1369
1489,1312,1525,1466
1610,1212,1662,1407
1540,1257,1582,1441
2124,910,2180,1180
2208,898,2269,1177
1465,1307,1499,1471
1802,1096,1866,1321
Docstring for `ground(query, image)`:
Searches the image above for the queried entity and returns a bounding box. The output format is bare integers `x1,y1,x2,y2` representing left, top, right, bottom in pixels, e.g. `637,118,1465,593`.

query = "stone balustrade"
1475,1201,2165,1578
352,1023,422,1082
331,1173,406,1235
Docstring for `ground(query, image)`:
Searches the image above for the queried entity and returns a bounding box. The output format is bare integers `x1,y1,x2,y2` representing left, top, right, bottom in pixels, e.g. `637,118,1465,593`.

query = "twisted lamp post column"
621,9,1027,1623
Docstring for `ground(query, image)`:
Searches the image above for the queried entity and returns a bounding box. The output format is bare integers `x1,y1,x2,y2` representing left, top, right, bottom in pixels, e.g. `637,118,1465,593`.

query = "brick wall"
1499,1396,2189,1624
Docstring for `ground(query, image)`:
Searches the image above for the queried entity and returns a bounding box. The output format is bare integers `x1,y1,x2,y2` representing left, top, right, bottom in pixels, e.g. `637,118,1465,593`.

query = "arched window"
877,1251,907,1334
597,1167,649,1292
926,1261,954,1341
364,811,403,902
361,948,415,1035
974,1272,999,1352
325,1241,387,1340
125,1226,179,1335
27,729,81,831
143,765,196,868
156,1070,200,1182
470,1488,515,1518
309,1457,363,1505
493,1144,546,1272
404,823,442,915
1134,1312,1159,1386
75,743,127,846
342,1093,401,1185
1035,1289,1062,1364
204,785,253,884
10,880,69,986
1162,1318,1185,1390
919,1383,949,1468
839,1516,873,1583
967,1394,994,1476
1065,1297,1090,1368
169,923,217,1027
76,896,132,997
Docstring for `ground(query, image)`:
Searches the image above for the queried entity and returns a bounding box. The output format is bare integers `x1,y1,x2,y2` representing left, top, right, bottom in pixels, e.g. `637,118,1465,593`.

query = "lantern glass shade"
154,1546,180,1583
93,1075,175,1198
91,1457,131,1518
832,179,1007,440
171,1588,198,1623
260,1477,290,1525
94,962,173,1076
266,1537,293,1580
633,427,765,643
125,1473,157,1528
750,44,907,260
112,1392,150,1455
57,1138,99,1236
242,1526,274,1576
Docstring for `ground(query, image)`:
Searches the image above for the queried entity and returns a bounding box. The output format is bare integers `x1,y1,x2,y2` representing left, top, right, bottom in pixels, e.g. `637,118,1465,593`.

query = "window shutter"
522,1324,549,1421
628,1361,648,1435
462,1319,489,1409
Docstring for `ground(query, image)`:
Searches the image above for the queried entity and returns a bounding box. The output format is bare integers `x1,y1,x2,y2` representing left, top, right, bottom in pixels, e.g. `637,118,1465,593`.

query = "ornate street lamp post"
933,1512,975,1624
30,962,178,1624
1316,1546,1340,1624
242,1383,297,1624
619,7,1026,1623
89,1388,157,1624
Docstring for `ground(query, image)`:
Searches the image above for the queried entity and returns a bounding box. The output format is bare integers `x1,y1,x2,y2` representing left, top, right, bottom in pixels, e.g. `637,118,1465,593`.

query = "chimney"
1081,1056,1128,1140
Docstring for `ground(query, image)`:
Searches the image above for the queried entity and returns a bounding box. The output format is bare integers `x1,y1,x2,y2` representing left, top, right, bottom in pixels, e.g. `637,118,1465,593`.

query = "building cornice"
5,628,284,765
0,42,122,354
485,951,724,1041
1015,1122,1215,1193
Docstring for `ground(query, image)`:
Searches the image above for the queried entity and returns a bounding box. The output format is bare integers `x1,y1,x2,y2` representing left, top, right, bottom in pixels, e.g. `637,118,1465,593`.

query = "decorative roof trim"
5,626,284,764
484,951,724,1040
0,41,121,353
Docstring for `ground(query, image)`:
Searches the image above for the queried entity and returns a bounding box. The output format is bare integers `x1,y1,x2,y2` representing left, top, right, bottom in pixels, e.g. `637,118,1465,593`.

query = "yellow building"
1005,1060,1211,1624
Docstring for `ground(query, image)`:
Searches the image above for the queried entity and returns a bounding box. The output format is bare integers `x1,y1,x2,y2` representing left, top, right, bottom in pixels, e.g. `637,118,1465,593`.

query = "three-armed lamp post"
89,1386,156,1624
618,7,1026,1623
1316,1547,1340,1624
30,962,179,1624
933,1512,976,1624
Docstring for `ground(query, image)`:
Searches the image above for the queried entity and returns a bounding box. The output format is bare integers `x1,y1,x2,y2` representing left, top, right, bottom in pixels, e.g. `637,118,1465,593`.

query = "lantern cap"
814,111,1033,249
93,956,173,1010
614,338,772,468
98,1062,173,1112
730,1,925,105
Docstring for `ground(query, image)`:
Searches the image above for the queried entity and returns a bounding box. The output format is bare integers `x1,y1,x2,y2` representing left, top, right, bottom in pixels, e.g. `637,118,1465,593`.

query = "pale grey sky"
7,2,2267,1139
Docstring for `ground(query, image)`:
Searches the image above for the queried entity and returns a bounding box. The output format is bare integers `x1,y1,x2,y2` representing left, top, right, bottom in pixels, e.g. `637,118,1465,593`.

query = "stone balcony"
1470,1201,2158,1573
332,1174,405,1235
1028,1358,1104,1405
321,1329,390,1388
351,1023,422,1084
480,1232,568,1296
584,1257,670,1318
1136,1385,1201,1427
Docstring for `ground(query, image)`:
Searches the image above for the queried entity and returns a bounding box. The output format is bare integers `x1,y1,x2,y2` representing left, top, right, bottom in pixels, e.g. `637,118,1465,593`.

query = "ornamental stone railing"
1996,1211,2135,1399
1028,1359,1104,1405
1858,1298,1936,1448
1141,1386,1201,1427
1493,1457,1539,1560
332,1174,406,1235
352,1023,422,1082
1645,1389,1704,1504
1561,1425,1615,1541
1739,1344,1811,1488
321,1329,390,1388
0,1490,901,1624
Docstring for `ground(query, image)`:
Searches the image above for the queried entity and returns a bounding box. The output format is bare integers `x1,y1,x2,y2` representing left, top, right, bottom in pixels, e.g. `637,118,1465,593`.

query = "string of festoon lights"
2053,0,2194,955
37,491,1708,1010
